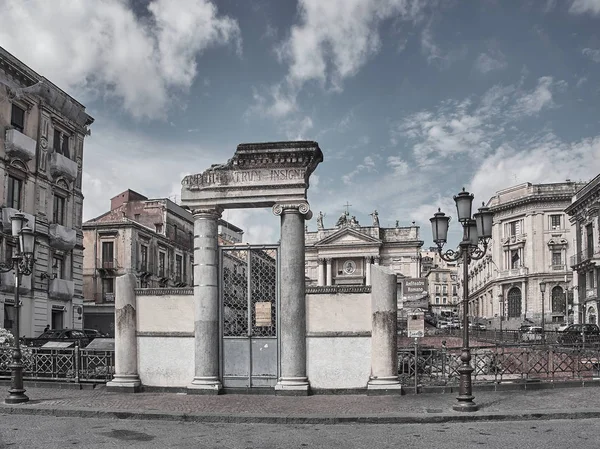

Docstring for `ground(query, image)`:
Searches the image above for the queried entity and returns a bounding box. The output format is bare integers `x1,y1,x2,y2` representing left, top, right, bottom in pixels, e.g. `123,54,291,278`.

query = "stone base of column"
106,374,141,393
187,377,222,395
275,377,310,396
367,377,402,395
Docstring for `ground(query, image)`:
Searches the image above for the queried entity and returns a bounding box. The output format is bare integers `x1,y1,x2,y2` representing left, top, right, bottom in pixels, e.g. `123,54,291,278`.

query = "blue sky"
2,0,600,245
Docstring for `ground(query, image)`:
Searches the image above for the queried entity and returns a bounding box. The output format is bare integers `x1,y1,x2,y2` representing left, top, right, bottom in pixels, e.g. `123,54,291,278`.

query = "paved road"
1,414,600,449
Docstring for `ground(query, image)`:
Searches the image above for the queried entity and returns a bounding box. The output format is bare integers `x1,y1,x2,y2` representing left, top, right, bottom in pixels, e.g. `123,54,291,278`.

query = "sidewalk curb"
1,404,599,425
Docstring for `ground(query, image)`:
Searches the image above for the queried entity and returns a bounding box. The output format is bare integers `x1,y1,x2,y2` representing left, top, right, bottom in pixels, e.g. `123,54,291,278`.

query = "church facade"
305,209,423,288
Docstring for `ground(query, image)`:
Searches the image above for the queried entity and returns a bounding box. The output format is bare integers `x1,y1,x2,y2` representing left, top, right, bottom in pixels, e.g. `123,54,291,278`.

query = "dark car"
557,324,600,346
31,329,90,348
83,329,109,339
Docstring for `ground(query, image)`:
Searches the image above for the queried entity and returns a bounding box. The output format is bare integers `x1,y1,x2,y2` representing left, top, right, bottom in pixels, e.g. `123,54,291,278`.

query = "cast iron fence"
0,345,114,383
399,341,600,391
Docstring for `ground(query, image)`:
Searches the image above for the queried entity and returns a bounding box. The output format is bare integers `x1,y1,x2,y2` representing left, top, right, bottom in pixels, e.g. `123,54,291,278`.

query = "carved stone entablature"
502,234,526,247
49,223,76,251
4,129,36,161
181,141,323,211
492,201,571,219
306,285,372,294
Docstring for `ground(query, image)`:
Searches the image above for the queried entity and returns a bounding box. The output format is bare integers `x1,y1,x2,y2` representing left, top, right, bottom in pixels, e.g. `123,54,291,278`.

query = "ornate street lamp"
0,212,36,404
430,188,493,412
540,281,546,343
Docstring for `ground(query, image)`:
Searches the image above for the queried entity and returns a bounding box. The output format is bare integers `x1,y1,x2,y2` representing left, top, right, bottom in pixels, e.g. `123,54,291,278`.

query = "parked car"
557,324,600,346
470,322,487,331
83,329,109,339
31,329,90,348
521,326,544,341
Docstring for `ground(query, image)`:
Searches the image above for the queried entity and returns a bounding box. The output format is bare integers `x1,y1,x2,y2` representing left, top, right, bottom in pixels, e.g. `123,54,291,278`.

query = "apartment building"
566,174,600,325
82,189,243,336
0,46,94,336
465,181,584,329
421,249,459,316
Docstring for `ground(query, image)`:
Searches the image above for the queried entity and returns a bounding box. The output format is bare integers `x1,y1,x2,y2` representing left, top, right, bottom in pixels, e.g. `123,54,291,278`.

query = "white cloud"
474,50,507,73
510,76,558,116
282,116,314,140
387,156,409,176
394,76,565,167
0,0,240,120
569,0,600,16
82,116,223,221
582,48,600,62
342,156,377,184
252,0,432,118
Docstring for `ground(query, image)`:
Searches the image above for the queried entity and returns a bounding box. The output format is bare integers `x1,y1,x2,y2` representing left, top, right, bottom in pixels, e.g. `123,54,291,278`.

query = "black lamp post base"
453,397,478,412
5,389,29,404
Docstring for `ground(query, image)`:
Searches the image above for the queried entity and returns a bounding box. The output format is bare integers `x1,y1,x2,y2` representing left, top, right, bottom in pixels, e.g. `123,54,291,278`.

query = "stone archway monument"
180,141,323,394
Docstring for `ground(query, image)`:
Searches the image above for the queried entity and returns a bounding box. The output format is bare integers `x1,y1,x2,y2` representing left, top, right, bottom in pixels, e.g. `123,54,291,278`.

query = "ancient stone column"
365,257,372,286
274,202,311,394
368,265,401,392
188,208,222,394
317,258,325,287
326,258,332,286
107,272,141,392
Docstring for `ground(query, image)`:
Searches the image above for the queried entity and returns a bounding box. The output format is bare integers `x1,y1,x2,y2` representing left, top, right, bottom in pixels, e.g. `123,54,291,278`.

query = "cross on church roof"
342,201,352,214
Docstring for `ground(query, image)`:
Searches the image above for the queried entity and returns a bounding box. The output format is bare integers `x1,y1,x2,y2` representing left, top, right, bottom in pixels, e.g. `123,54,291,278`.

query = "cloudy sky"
1,0,600,245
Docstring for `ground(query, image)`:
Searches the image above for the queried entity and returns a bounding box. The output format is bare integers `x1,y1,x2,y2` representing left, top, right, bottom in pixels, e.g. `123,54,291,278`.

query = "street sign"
407,312,425,338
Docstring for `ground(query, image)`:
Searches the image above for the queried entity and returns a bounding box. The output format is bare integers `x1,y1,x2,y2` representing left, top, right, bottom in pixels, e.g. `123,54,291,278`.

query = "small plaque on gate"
255,302,272,327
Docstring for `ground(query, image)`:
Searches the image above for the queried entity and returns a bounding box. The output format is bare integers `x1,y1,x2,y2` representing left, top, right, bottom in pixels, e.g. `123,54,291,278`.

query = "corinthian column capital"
191,207,223,220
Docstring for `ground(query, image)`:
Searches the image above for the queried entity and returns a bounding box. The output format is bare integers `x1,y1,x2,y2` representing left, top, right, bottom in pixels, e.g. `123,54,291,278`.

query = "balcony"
1,208,36,234
48,278,74,301
498,267,529,278
570,247,600,268
4,129,36,161
586,288,597,300
550,264,568,271
502,233,527,246
97,259,119,274
49,223,76,251
49,151,78,181
0,270,32,294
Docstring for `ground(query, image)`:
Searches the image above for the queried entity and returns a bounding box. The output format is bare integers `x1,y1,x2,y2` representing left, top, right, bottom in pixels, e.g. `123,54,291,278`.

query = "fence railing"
0,346,114,383
399,342,600,391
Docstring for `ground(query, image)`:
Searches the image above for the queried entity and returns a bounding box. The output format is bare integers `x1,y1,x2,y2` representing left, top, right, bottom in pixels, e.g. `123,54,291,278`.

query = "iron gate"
220,245,279,388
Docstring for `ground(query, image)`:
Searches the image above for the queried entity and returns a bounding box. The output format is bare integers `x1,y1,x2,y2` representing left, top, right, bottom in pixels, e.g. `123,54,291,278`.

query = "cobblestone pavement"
2,384,600,423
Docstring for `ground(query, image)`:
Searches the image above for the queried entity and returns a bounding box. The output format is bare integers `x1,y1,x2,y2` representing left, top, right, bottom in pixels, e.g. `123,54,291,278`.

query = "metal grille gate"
220,245,279,388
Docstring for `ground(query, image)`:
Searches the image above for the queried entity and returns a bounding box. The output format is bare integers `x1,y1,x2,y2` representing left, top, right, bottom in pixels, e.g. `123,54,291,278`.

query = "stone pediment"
314,228,381,247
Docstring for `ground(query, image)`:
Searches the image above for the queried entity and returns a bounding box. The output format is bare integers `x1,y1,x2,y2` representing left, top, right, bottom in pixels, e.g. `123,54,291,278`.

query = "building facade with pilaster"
304,210,423,291
82,189,242,336
0,46,94,336
464,181,584,330
566,174,600,325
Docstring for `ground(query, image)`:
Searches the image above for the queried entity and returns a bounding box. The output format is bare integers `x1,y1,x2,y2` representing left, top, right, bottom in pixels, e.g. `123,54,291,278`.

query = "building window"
11,104,25,133
53,129,70,158
552,286,566,314
442,297,447,304
102,277,115,302
155,223,163,234
53,195,66,225
140,245,148,271
183,254,187,282
158,251,166,277
507,287,522,318
550,214,561,230
435,297,440,304
4,241,14,265
7,176,23,210
442,285,447,295
505,220,521,237
551,251,562,267
587,224,594,256
175,254,182,282
134,214,140,221
510,249,520,269
52,256,64,279
101,242,114,268
435,285,440,294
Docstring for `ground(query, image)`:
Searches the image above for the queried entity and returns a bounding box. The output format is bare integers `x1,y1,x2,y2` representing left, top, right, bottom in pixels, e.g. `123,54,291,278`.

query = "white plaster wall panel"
306,294,371,333
138,336,194,387
137,294,194,333
307,337,371,389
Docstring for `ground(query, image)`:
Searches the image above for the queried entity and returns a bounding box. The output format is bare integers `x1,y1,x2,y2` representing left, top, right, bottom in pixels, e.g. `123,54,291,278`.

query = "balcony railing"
550,264,567,271
498,267,529,278
98,259,118,271
571,247,600,267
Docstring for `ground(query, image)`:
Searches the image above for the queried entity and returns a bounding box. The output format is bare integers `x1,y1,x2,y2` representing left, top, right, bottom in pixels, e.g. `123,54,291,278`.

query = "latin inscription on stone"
182,168,306,188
